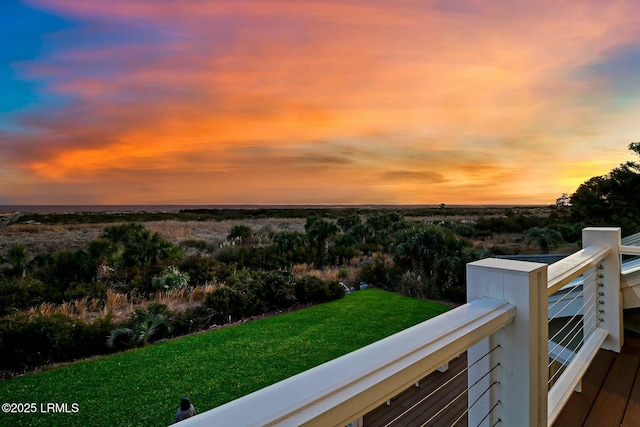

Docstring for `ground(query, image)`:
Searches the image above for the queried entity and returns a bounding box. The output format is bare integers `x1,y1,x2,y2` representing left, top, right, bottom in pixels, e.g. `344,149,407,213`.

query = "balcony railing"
175,227,633,427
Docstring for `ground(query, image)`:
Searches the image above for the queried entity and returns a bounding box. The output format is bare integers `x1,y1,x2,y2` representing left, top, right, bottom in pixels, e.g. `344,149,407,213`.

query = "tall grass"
21,284,218,323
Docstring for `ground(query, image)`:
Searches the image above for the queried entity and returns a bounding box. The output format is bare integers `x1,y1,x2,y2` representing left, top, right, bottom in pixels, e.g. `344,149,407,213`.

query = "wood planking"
363,354,467,427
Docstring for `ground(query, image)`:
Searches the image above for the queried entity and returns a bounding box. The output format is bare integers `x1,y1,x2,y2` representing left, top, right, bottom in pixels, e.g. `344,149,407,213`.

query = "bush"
0,313,115,373
357,258,401,290
107,306,171,349
204,270,345,324
251,270,297,312
397,271,439,300
0,276,48,314
294,276,345,304
179,239,211,252
170,305,215,336
151,266,190,291
205,285,260,324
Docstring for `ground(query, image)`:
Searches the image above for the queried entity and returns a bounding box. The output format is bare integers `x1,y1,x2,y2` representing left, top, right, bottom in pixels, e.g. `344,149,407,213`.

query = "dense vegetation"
1,205,567,375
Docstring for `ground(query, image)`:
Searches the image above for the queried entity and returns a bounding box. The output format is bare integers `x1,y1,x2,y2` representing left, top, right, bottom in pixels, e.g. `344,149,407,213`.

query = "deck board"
551,350,616,427
583,354,639,427
621,333,640,427
554,331,640,427
622,369,640,427
363,354,467,427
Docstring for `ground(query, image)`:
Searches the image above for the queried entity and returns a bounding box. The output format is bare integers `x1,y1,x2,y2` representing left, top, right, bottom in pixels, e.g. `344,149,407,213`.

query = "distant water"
0,204,527,214
0,205,274,214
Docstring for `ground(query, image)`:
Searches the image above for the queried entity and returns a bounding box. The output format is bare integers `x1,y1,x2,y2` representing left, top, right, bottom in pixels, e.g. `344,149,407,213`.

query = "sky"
1,0,639,206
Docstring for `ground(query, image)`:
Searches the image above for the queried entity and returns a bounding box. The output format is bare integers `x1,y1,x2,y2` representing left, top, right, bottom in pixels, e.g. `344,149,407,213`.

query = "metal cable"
548,270,595,323
440,378,499,427
418,364,500,427
548,310,598,386
548,309,598,386
547,264,598,380
548,313,585,364
381,346,500,427
474,401,501,427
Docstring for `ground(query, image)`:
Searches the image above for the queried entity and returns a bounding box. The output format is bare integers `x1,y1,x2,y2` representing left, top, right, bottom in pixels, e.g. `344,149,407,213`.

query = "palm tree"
305,218,339,266
526,227,563,254
106,311,170,348
273,231,307,267
151,266,190,291
8,244,29,277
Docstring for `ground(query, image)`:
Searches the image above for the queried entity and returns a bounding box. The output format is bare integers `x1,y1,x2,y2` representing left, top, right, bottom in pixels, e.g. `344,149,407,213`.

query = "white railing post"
582,227,623,352
467,258,548,427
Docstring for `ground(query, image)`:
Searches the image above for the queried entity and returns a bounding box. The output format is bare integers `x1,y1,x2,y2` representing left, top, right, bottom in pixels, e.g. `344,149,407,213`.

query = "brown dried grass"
105,289,128,311
145,218,305,243
291,264,359,284
21,283,220,323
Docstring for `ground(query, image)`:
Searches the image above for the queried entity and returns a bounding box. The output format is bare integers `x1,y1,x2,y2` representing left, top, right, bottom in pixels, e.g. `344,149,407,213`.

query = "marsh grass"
0,289,450,427
291,263,361,287
21,284,219,323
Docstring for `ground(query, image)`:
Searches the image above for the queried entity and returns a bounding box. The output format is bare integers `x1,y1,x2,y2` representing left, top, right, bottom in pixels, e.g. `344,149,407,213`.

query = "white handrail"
620,244,640,256
174,298,515,427
547,246,610,295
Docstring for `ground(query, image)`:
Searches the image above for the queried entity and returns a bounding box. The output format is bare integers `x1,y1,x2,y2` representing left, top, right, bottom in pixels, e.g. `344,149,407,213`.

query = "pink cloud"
4,0,640,204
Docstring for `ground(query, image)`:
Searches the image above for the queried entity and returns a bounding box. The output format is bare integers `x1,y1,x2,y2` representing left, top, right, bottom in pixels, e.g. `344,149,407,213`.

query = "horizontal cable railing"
546,247,610,425
547,267,597,387
452,345,501,427
380,346,502,427
174,298,515,427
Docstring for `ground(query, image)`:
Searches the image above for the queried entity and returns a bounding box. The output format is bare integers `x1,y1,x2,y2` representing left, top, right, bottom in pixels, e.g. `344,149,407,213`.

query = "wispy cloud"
2,0,640,204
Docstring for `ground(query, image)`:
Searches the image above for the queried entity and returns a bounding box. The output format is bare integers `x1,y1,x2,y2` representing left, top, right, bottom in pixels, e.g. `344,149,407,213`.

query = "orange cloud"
3,1,640,204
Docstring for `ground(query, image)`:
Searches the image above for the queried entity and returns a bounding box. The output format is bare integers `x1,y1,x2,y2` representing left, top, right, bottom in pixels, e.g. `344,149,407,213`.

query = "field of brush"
0,289,449,427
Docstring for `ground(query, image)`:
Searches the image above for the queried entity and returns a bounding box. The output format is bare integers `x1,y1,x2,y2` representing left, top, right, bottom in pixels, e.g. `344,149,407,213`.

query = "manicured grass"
0,289,450,427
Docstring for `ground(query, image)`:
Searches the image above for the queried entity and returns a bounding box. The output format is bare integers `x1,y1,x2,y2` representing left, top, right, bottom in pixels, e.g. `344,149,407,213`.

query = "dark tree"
570,143,640,234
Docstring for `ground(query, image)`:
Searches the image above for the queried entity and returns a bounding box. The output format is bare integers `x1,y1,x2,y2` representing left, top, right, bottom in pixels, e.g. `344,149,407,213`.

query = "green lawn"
0,289,450,427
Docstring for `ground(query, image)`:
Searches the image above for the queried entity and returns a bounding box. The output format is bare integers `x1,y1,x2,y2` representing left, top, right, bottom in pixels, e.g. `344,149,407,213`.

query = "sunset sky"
2,0,639,206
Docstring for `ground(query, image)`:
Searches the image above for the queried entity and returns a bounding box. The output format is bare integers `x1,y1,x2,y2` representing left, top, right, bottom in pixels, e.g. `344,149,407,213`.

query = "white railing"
176,298,514,426
174,227,627,427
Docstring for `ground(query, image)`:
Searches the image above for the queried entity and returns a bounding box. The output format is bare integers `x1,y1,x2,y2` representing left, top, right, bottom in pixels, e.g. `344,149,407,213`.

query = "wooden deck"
553,331,640,427
362,331,640,426
363,353,468,427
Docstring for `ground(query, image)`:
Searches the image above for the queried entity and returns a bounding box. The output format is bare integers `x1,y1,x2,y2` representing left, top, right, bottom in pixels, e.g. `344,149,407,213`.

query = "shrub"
170,305,214,336
106,306,171,349
294,276,345,304
204,285,259,324
228,224,253,245
397,271,439,300
250,270,297,312
357,257,401,290
151,266,190,291
0,313,116,373
204,270,345,324
180,255,220,286
0,276,48,314
179,239,211,252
